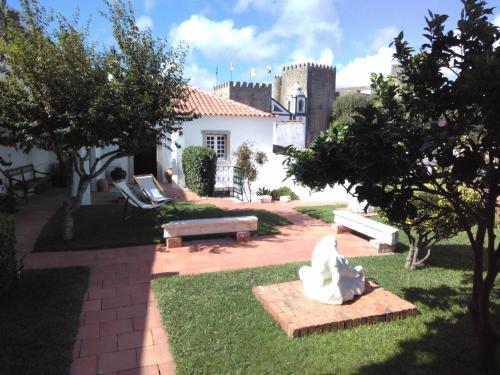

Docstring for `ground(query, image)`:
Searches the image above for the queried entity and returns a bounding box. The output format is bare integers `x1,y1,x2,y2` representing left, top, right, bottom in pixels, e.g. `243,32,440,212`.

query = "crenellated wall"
213,81,272,112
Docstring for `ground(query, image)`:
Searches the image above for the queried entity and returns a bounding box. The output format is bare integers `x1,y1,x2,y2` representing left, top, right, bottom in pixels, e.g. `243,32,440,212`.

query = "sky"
6,0,500,90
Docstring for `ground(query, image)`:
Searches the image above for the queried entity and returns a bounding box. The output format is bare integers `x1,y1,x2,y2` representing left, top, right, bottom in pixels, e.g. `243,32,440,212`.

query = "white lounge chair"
113,180,166,221
133,174,177,210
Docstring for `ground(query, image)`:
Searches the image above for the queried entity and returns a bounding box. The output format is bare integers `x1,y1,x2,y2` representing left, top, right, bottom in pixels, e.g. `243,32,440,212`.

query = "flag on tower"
229,61,234,71
250,68,257,77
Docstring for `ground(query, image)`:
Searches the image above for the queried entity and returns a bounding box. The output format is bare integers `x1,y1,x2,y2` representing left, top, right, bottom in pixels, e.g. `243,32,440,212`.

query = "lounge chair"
133,174,177,210
113,180,166,222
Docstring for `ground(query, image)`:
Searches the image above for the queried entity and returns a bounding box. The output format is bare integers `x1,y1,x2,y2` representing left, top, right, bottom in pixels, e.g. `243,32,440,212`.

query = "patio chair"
133,174,177,210
113,180,166,222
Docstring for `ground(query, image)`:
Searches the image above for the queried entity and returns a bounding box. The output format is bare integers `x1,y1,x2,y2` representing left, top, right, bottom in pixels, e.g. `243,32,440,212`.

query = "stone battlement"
281,62,335,71
213,81,271,91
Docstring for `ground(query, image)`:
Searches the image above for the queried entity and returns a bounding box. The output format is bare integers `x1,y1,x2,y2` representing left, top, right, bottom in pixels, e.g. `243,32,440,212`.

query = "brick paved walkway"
19,187,387,375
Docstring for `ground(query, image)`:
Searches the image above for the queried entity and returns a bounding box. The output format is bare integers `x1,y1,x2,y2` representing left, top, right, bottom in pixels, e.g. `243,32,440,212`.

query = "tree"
332,93,372,124
284,0,499,370
0,0,191,239
234,142,268,202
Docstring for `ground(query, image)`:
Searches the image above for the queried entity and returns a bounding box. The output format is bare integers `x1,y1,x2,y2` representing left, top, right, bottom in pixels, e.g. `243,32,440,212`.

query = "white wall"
0,145,56,189
169,115,350,202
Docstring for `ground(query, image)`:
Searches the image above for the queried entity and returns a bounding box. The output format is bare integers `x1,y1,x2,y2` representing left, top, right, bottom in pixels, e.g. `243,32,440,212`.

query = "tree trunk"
62,200,73,241
61,177,90,241
477,283,498,373
404,244,416,269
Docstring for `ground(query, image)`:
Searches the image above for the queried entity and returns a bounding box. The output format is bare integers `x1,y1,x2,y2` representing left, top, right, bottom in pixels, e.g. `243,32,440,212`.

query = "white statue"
299,236,366,305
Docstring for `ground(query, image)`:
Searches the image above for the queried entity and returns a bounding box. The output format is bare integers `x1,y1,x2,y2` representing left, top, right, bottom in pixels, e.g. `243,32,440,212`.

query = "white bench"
333,210,398,253
162,216,258,248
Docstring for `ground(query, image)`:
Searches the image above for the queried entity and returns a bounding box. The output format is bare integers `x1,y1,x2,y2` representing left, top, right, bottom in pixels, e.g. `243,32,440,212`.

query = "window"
203,132,229,160
298,99,305,113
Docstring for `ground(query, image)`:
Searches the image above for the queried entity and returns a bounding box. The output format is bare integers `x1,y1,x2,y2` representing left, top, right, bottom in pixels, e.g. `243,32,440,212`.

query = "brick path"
19,187,387,375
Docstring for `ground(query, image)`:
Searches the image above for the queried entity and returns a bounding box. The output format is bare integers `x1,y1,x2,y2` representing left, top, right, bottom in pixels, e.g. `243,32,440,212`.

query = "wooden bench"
333,210,398,253
162,216,258,248
5,164,51,202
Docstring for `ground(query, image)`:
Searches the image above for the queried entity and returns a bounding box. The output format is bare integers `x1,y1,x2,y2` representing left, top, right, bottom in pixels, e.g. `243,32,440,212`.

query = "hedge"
0,214,18,296
270,186,299,201
182,146,217,196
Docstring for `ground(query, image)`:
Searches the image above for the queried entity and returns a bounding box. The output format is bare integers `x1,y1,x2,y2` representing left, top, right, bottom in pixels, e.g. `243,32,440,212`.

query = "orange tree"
284,0,499,370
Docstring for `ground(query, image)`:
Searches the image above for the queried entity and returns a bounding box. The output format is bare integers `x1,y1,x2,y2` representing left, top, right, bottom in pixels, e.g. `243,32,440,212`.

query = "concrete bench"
162,215,258,248
333,210,398,253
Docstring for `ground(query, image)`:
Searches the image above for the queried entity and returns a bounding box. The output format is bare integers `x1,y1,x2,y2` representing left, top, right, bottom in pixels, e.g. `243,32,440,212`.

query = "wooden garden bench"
5,164,51,202
162,216,258,248
333,210,398,253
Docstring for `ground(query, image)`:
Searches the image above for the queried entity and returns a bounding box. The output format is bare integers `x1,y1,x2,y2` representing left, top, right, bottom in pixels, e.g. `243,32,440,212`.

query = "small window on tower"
298,99,305,113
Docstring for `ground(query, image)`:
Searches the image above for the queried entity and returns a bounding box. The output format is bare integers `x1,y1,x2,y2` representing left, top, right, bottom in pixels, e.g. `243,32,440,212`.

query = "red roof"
181,87,274,118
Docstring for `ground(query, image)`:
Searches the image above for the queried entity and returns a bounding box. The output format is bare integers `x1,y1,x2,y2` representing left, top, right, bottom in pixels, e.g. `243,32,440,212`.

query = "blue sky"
7,0,500,89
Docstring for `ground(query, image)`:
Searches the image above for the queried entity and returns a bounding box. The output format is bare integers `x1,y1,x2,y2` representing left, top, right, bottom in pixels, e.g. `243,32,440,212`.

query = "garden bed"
34,201,291,252
0,267,89,375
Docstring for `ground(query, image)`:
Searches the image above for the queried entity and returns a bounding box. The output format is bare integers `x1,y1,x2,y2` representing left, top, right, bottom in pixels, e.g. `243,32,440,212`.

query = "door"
134,146,157,177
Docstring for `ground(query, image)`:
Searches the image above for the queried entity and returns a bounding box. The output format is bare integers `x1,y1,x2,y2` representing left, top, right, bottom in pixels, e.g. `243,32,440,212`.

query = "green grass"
152,235,499,375
0,267,89,375
34,201,291,252
294,204,347,223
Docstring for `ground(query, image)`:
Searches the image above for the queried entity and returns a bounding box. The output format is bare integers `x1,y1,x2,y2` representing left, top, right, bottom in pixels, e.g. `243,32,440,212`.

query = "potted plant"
110,166,127,181
165,167,173,183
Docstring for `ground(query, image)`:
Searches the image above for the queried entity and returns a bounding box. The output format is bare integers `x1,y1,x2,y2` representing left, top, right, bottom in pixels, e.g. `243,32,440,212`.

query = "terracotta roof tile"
180,87,275,118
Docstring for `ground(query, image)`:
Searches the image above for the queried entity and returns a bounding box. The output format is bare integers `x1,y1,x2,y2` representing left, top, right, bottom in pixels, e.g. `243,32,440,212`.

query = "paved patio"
18,186,389,375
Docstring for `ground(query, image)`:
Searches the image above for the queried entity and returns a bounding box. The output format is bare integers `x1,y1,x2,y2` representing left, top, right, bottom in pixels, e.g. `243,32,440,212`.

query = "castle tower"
273,63,336,144
213,81,272,112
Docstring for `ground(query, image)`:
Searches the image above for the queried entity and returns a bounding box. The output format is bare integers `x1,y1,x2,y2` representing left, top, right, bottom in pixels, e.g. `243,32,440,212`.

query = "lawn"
152,234,500,375
34,201,291,252
0,267,89,375
294,204,347,223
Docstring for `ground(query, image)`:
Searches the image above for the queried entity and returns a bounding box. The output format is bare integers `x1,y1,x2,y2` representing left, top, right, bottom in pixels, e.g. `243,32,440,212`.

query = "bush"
256,187,272,196
0,186,18,214
270,187,299,201
182,146,217,196
0,214,19,296
110,167,127,181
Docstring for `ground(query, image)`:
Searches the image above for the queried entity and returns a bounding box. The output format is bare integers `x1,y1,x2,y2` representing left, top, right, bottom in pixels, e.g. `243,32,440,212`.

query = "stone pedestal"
253,280,418,338
236,231,250,242
369,239,396,254
166,237,182,248
332,224,351,234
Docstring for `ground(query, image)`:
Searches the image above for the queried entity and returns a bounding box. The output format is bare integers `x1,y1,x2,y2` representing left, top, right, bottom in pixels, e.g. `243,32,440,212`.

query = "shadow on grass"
0,267,89,375
350,284,500,375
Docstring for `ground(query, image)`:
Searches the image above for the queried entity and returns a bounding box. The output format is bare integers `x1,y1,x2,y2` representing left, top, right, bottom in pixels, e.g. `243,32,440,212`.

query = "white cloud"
172,0,341,67
170,15,277,62
136,15,153,31
370,26,398,51
184,63,216,91
144,0,158,13
336,46,395,88
494,14,500,27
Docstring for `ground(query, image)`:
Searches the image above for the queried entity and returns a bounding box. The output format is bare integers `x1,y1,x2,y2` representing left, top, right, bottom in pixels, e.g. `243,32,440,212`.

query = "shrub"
0,214,20,296
110,167,127,181
182,146,217,196
256,187,272,196
0,185,18,214
271,187,299,201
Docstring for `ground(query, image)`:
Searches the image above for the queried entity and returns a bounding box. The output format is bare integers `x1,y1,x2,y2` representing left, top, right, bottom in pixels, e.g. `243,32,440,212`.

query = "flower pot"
97,178,109,192
165,167,173,184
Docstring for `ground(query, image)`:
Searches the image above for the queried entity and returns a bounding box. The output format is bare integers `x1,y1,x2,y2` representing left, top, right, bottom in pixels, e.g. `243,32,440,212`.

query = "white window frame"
202,131,230,163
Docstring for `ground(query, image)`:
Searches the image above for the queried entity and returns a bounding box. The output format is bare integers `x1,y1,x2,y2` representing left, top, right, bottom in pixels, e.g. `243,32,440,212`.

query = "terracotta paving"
18,186,390,375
